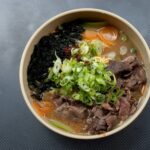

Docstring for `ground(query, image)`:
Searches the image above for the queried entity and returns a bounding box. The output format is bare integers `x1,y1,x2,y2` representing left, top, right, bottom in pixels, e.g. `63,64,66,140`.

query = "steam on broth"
28,20,146,135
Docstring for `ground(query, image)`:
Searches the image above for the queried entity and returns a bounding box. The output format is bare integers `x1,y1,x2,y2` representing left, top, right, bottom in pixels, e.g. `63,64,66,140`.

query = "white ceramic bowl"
20,8,150,139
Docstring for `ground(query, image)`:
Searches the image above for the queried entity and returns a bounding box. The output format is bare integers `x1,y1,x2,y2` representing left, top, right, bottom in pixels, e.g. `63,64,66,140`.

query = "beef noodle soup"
27,20,146,135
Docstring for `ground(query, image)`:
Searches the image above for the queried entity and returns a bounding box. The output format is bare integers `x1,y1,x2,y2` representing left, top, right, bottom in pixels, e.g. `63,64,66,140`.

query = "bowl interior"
20,9,150,139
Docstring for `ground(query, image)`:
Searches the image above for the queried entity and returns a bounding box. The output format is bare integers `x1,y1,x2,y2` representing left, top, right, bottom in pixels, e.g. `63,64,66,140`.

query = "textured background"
0,0,150,150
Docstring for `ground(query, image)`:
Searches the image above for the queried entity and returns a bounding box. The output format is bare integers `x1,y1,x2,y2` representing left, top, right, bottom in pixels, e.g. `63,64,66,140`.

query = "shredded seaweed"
27,20,85,100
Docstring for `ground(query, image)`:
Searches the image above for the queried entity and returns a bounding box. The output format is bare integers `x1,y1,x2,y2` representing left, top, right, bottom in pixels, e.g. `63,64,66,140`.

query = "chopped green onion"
96,77,106,85
80,41,89,55
61,59,72,73
130,48,137,54
48,119,74,133
90,39,103,55
71,48,79,56
45,40,123,106
95,93,106,104
52,54,62,75
120,31,128,42
121,34,128,42
82,21,107,28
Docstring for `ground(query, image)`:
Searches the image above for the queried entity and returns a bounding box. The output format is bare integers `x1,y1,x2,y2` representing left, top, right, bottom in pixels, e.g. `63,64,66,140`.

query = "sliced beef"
85,117,107,134
84,106,106,134
117,78,125,88
128,98,138,115
115,88,131,113
118,97,131,120
108,61,129,75
108,56,139,76
114,100,120,111
108,55,146,91
91,106,103,118
130,103,138,115
102,103,114,111
85,114,118,134
56,102,87,121
122,55,139,68
123,88,132,100
67,105,87,119
105,115,117,131
84,105,117,134
92,118,107,131
53,96,63,106
56,102,69,115
125,66,146,90
117,66,147,91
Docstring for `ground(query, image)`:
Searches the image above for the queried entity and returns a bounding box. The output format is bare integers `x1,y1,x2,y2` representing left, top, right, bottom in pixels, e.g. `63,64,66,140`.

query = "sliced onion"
120,45,128,55
97,26,118,46
106,52,116,60
53,56,62,75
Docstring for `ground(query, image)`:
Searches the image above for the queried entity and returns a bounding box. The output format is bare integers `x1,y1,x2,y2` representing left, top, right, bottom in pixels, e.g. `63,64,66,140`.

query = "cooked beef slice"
129,101,138,115
56,102,87,121
118,97,131,120
108,61,129,75
117,66,146,91
85,114,118,134
91,118,107,131
122,55,139,68
114,100,120,111
54,97,63,107
90,106,103,118
108,55,146,91
130,104,137,115
101,103,114,111
108,56,139,75
125,66,146,90
84,105,118,134
105,115,117,131
85,117,107,134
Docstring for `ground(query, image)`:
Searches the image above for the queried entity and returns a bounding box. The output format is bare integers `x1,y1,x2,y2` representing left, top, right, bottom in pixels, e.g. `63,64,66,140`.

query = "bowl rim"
19,8,150,140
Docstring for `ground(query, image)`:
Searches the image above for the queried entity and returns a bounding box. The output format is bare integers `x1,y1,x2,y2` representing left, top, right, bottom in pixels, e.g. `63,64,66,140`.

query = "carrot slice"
40,107,51,114
97,26,118,46
83,30,98,40
40,101,52,114
32,101,44,116
32,101,51,116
